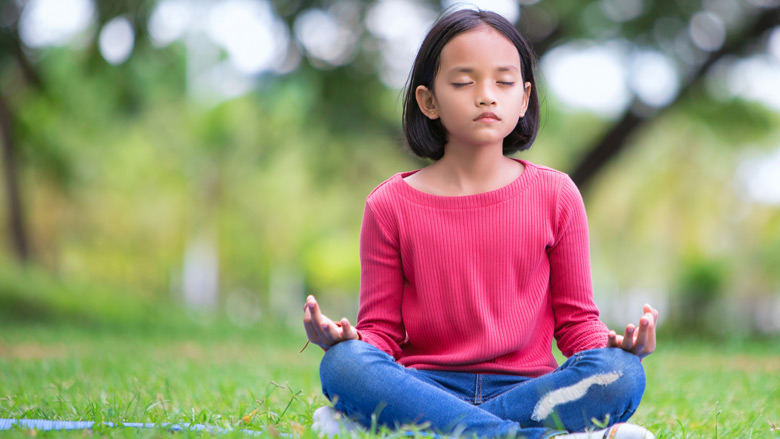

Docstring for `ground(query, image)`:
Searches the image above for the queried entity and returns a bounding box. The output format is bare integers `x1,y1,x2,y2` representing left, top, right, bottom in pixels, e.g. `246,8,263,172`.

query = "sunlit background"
2,0,780,337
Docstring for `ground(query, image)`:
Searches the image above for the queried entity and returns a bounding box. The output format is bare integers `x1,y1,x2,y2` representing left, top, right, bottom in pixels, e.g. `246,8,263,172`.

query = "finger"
320,316,342,341
642,304,658,323
642,305,658,323
306,296,330,342
645,326,657,357
643,310,657,357
643,304,658,325
621,324,635,350
303,304,320,342
341,318,359,340
303,306,333,348
607,330,619,347
632,318,649,354
307,295,323,322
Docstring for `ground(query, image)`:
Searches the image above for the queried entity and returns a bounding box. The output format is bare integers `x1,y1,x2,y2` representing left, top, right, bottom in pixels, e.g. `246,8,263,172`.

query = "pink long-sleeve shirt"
355,159,609,378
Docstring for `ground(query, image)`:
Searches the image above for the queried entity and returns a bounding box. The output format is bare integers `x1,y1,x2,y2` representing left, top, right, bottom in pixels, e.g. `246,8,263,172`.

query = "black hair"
402,9,540,160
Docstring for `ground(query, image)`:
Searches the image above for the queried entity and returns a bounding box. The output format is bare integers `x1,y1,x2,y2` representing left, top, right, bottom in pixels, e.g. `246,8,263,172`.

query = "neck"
431,141,520,194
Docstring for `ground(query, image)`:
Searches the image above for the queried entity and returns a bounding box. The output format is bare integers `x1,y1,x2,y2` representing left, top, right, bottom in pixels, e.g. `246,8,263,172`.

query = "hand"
607,304,658,359
302,295,359,349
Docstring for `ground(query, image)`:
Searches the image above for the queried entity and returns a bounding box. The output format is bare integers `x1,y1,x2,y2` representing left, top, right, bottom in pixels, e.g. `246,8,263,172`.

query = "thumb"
341,318,359,340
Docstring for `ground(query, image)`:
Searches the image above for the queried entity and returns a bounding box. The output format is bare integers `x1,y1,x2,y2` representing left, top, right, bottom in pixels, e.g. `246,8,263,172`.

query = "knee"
320,340,373,373
576,348,645,404
320,340,360,380
319,340,382,396
579,348,646,402
549,349,646,428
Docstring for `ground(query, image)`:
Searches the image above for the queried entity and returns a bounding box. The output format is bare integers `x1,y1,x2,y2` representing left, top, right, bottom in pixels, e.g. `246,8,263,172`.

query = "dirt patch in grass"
0,342,67,359
652,350,780,374
721,355,780,373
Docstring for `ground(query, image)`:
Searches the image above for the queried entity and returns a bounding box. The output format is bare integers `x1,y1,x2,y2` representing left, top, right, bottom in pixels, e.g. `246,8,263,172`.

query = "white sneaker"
555,423,655,439
311,406,365,437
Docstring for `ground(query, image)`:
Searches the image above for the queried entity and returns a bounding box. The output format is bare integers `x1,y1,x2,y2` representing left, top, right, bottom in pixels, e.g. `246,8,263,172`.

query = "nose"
476,82,496,106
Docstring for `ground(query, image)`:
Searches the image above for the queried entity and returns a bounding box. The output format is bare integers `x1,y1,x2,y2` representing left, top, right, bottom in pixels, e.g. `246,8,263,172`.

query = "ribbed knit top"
355,159,609,377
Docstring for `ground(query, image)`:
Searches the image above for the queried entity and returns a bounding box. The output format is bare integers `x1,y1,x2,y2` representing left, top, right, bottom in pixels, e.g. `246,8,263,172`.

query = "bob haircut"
402,9,540,161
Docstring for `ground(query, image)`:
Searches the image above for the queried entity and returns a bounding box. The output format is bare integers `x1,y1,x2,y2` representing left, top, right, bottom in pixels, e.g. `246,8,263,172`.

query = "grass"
1,268,779,438
0,320,323,438
3,322,779,439
639,337,780,438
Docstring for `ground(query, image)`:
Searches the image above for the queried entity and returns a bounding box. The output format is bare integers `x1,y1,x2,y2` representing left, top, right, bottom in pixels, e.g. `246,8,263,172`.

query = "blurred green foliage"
3,41,419,317
1,0,779,336
669,253,729,333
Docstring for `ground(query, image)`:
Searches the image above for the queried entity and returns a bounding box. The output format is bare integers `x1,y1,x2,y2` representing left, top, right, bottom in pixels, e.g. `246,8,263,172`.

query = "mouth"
474,112,501,122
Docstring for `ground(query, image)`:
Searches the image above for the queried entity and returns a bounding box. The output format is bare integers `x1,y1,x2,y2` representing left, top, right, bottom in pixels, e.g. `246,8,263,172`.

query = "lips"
474,112,500,121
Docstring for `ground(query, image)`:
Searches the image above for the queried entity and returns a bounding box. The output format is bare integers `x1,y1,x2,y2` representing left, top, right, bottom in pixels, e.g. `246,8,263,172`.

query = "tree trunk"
570,5,780,191
0,94,30,263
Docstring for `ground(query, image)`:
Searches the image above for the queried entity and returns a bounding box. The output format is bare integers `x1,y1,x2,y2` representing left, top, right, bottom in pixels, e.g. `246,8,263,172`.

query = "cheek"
436,92,462,110
434,96,463,120
508,94,527,116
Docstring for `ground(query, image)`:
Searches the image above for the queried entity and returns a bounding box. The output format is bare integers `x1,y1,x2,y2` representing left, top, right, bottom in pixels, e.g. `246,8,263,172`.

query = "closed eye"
498,81,515,86
452,82,472,88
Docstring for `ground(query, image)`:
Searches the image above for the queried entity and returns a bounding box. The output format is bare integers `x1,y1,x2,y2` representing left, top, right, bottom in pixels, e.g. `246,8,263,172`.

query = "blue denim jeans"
320,340,645,439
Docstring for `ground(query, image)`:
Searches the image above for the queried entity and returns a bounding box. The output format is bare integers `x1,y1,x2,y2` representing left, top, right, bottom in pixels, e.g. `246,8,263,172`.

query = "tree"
570,4,780,190
1,0,778,287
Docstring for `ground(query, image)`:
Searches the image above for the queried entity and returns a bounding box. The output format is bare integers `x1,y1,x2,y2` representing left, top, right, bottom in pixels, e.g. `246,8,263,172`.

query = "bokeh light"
628,50,680,107
727,55,780,112
366,0,437,88
541,41,631,116
148,0,192,47
98,16,135,65
689,11,726,52
18,0,94,48
441,0,520,23
703,0,744,29
600,0,643,23
737,146,780,205
207,0,289,75
294,6,358,67
768,26,780,60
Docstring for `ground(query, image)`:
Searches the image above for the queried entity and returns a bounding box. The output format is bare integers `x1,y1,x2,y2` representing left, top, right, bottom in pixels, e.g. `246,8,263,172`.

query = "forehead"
439,25,521,72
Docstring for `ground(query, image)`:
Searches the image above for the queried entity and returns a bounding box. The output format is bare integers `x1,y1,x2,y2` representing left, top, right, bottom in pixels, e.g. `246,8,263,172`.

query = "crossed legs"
319,340,645,439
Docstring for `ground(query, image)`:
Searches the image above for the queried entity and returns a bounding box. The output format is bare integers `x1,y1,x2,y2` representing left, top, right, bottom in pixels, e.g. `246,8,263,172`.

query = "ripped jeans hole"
531,372,623,421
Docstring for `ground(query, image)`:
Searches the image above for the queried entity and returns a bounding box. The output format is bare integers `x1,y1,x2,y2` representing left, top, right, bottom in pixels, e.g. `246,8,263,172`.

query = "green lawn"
1,318,779,438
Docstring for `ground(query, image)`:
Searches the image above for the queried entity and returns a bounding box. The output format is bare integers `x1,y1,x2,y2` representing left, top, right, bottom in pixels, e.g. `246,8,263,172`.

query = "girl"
303,9,658,439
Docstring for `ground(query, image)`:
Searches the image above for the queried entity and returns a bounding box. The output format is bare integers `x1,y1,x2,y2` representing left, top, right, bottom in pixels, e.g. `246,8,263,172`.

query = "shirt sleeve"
549,176,609,357
354,198,406,358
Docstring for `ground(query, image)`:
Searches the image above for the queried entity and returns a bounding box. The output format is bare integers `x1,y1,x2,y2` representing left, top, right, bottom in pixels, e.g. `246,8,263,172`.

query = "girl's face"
416,25,531,151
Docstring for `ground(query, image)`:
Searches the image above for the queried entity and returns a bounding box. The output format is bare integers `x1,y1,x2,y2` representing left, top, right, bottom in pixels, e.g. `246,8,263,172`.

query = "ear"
519,81,532,118
415,85,439,120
